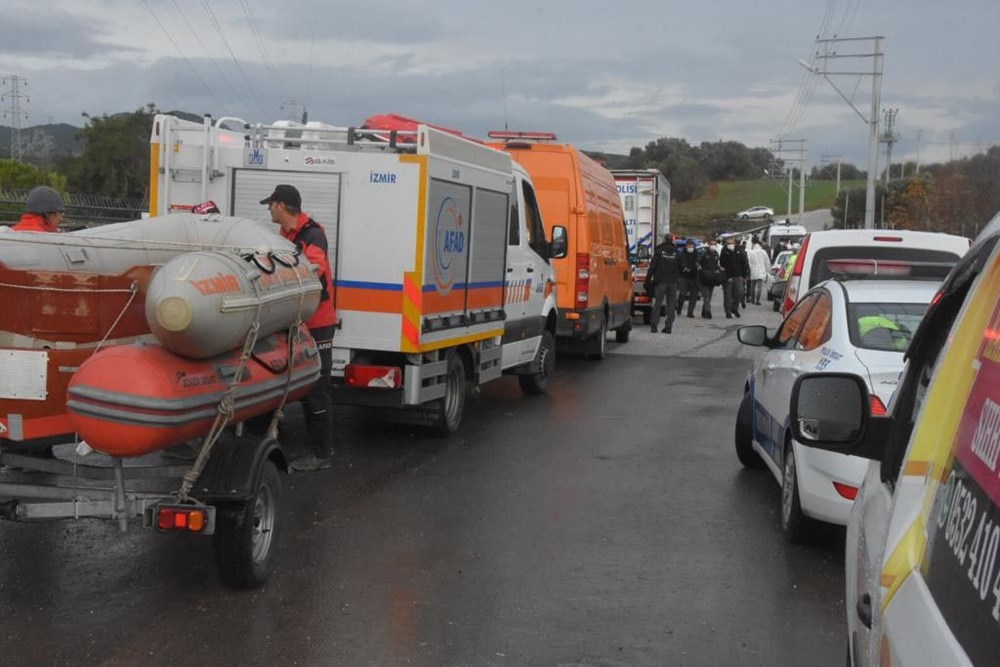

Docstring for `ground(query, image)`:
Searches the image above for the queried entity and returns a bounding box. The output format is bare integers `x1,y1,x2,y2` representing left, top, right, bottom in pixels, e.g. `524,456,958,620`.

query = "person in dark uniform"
698,240,722,319
675,238,700,318
646,237,680,334
262,184,338,471
719,237,749,319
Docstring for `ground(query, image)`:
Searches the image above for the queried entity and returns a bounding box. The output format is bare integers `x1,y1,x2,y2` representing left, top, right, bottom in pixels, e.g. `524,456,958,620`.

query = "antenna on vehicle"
501,68,509,132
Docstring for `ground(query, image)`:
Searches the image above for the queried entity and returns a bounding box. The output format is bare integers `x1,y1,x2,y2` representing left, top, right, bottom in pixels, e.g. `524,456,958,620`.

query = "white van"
777,229,970,316
788,212,1000,665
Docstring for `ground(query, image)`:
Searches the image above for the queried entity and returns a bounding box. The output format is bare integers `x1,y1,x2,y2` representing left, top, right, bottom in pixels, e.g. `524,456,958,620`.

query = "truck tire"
615,317,631,343
213,458,282,589
431,349,466,436
586,314,608,361
519,331,555,395
735,392,762,468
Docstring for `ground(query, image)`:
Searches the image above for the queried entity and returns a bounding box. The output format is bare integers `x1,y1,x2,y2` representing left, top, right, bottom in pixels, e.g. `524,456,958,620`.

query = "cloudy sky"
2,0,998,169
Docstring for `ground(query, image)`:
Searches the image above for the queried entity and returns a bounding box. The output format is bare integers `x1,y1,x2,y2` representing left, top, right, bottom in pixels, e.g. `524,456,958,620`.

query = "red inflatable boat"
66,325,319,457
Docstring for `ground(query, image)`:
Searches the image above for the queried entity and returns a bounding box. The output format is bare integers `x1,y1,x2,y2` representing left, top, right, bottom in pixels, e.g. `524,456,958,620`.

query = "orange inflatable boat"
65,325,319,457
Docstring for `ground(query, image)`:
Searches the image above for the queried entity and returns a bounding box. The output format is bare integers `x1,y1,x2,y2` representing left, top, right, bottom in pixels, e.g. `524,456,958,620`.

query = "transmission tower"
1,75,29,160
880,108,899,185
281,99,305,123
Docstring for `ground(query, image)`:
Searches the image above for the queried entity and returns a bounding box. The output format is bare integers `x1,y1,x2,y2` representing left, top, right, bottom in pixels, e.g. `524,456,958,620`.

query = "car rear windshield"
810,246,959,284
847,302,929,352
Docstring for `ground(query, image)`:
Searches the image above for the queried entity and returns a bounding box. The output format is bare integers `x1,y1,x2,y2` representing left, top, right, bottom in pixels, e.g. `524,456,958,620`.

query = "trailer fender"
193,434,287,504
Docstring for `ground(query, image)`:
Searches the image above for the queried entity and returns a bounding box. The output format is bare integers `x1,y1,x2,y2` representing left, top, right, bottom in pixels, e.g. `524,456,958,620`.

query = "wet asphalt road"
0,309,846,666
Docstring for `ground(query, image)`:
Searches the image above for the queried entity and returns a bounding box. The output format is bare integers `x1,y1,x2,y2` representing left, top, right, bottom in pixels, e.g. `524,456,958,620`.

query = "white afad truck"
150,114,567,434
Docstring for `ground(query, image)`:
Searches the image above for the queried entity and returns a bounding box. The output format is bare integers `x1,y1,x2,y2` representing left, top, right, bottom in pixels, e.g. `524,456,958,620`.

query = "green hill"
671,178,864,234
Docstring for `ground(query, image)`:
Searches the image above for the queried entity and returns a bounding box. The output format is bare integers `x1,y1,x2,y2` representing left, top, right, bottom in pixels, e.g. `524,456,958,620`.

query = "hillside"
0,123,82,162
671,178,865,235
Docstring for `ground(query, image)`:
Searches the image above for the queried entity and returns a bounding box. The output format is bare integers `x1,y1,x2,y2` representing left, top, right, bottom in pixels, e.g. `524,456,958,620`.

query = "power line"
199,0,270,120
236,0,289,111
141,0,227,112
169,0,250,111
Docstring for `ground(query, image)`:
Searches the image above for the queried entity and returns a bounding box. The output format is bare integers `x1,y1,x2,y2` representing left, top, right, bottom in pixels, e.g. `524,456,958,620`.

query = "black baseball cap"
259,184,301,207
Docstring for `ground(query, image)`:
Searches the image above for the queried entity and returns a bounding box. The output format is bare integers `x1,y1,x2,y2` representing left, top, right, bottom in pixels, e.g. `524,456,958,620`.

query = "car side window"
508,197,520,246
521,180,548,258
776,292,819,349
797,291,833,351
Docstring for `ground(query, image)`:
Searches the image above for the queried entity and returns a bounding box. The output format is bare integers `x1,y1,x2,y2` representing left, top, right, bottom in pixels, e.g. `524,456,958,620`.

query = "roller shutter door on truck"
230,169,342,272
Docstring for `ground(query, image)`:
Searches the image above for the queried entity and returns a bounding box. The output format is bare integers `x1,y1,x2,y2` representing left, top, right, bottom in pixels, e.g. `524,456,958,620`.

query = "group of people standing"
644,235,774,331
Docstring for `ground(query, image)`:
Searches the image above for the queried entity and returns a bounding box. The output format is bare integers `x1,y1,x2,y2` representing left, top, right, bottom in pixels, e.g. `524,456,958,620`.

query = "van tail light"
833,482,860,500
870,395,888,416
575,253,590,310
782,234,810,314
345,364,403,389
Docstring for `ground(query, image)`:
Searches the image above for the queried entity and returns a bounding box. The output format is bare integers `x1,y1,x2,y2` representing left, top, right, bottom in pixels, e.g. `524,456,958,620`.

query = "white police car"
735,277,940,541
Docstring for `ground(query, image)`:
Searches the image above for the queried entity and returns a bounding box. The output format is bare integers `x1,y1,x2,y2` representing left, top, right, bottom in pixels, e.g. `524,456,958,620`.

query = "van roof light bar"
487,130,558,141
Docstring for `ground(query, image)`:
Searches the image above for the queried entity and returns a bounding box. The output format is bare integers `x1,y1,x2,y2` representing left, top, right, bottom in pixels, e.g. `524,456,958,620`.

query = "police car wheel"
780,440,816,543
735,393,762,468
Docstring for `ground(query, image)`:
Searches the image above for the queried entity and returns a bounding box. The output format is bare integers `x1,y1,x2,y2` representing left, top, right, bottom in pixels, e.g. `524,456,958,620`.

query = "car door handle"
507,267,514,273
527,266,535,273
856,593,873,629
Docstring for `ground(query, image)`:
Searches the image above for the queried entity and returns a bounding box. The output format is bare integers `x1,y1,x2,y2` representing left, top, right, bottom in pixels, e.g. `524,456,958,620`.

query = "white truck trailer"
150,114,567,434
610,169,671,321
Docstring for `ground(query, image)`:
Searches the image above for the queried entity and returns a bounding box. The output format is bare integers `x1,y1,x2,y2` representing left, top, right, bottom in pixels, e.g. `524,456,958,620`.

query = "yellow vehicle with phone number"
789,211,1000,665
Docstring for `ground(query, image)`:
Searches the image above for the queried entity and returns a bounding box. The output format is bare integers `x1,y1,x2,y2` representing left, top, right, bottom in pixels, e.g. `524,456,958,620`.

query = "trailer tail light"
870,395,888,416
345,364,403,389
782,234,810,315
575,253,590,310
833,482,860,500
155,505,213,533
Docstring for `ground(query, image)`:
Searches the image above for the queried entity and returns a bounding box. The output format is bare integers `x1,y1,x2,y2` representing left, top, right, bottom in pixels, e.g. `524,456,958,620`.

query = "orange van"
487,132,633,358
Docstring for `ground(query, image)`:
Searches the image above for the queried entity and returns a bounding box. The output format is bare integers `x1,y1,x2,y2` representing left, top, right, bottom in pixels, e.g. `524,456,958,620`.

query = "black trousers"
304,326,334,457
650,282,678,330
676,277,700,315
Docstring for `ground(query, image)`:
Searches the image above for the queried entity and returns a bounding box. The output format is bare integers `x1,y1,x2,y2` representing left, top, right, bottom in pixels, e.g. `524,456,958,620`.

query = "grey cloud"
0,11,134,58
243,1,448,44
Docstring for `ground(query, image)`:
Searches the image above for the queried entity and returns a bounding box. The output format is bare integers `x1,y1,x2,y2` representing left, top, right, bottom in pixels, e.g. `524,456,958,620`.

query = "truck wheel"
586,314,608,361
781,439,816,543
431,349,466,436
615,318,631,343
214,458,282,589
772,296,780,312
735,392,762,468
519,331,555,395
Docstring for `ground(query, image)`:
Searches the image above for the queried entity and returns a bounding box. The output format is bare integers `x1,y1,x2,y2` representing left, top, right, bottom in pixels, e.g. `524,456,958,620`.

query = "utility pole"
771,138,807,225
880,108,899,187
281,99,303,123
1,75,29,160
800,35,884,229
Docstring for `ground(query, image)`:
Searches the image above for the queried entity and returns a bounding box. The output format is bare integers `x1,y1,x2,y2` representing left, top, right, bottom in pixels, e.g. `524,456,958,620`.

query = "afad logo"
433,197,465,294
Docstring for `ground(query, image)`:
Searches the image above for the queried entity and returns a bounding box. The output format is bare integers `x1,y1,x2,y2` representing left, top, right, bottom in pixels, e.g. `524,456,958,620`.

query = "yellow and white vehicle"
150,115,566,434
789,212,1000,665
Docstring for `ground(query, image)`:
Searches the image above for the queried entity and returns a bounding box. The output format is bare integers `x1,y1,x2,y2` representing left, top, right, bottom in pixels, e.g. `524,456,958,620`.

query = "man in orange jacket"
13,186,65,232
261,184,337,471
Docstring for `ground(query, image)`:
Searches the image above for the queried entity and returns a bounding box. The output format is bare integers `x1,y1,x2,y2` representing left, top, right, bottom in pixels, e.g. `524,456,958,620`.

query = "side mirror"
549,225,568,259
769,280,787,299
790,373,889,460
736,325,769,347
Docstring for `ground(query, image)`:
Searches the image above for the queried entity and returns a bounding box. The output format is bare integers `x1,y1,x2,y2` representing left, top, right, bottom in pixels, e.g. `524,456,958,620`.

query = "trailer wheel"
214,458,282,589
431,349,466,436
519,331,555,395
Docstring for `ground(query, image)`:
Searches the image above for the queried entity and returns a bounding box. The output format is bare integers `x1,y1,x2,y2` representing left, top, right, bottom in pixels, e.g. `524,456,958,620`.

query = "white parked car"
736,205,774,220
735,278,940,541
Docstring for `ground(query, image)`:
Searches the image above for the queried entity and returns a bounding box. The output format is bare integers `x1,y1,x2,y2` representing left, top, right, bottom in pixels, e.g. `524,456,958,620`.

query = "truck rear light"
345,364,403,389
870,395,888,416
575,253,590,310
155,505,212,533
833,482,859,500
